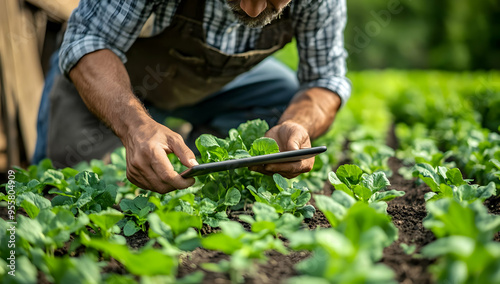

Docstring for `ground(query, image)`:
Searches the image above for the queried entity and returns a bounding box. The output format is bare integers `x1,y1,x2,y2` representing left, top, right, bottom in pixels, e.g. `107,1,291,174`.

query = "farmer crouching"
34,0,351,193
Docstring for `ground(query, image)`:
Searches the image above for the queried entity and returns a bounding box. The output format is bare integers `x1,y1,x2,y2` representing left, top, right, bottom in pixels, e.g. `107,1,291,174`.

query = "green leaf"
273,174,289,191
17,192,51,218
314,195,345,227
224,187,241,206
156,211,202,237
296,205,316,219
361,172,391,193
336,165,364,187
123,220,140,236
370,190,406,202
45,255,102,284
82,237,177,276
88,208,124,232
237,119,269,149
352,185,372,201
252,202,279,222
202,233,243,254
249,137,280,156
412,163,443,192
445,168,467,186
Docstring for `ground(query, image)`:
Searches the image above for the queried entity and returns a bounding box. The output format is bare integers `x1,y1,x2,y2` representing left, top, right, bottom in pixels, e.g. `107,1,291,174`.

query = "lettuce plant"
412,163,496,202
328,164,404,208
201,220,287,284
288,229,397,284
239,202,303,238
248,174,316,218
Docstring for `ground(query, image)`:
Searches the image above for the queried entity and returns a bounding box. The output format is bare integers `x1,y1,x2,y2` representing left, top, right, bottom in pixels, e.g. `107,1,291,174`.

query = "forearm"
68,49,153,141
278,87,341,140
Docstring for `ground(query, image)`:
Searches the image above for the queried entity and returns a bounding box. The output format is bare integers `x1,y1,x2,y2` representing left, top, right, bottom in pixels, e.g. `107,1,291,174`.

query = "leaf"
237,119,269,149
175,228,201,251
369,190,405,202
252,202,279,222
314,195,345,227
88,208,124,232
82,237,177,276
249,137,280,156
156,211,202,237
362,172,391,193
445,168,467,186
224,187,241,206
328,172,353,197
123,220,141,236
17,192,51,218
336,165,364,187
412,163,443,192
421,236,475,258
297,205,316,219
201,181,220,201
273,174,289,191
352,185,372,201
202,233,243,254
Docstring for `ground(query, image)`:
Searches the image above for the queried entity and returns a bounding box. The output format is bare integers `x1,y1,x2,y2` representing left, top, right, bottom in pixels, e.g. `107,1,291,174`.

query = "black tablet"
180,146,327,177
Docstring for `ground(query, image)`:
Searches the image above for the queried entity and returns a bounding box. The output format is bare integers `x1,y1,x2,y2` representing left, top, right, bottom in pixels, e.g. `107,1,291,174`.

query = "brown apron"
125,0,293,110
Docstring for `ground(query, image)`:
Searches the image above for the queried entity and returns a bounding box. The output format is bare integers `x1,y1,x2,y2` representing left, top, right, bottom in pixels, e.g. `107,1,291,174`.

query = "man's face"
226,0,291,28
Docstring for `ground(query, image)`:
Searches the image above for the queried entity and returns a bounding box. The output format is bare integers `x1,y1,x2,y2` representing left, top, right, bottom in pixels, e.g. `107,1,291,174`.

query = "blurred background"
1,0,499,177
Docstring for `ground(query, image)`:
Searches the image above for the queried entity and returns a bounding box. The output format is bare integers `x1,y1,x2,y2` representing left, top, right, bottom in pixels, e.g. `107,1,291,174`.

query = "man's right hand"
122,119,199,194
69,50,197,194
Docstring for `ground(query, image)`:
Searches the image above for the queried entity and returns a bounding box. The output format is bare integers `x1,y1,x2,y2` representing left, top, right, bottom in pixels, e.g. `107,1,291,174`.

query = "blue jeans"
34,52,299,166
32,52,61,164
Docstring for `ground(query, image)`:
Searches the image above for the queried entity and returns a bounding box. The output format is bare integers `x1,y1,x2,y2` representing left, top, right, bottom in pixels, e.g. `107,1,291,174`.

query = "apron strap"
175,0,206,22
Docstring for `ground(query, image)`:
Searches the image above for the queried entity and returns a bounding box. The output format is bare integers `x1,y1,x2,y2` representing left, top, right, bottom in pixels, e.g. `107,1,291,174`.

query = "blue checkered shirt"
59,0,351,106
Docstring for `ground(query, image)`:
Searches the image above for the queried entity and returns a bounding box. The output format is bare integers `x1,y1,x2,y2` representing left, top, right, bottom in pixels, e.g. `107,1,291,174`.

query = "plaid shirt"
60,0,351,105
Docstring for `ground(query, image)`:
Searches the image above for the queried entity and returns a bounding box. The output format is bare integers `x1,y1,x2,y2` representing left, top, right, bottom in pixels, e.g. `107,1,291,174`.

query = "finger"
150,146,195,191
127,160,156,192
170,135,199,168
249,165,274,176
264,157,314,177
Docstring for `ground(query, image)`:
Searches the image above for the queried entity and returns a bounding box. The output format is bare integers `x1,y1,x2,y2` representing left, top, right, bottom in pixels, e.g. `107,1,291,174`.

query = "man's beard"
225,0,287,28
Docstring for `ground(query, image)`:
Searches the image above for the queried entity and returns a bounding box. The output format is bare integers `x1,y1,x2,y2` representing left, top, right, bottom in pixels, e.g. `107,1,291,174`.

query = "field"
1,70,500,284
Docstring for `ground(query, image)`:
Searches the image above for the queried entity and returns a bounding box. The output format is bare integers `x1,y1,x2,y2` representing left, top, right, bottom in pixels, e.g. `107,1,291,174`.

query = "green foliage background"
274,0,500,71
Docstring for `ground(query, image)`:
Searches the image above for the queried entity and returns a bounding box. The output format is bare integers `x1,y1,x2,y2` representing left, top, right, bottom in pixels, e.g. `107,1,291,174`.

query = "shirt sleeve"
294,0,352,108
59,0,156,75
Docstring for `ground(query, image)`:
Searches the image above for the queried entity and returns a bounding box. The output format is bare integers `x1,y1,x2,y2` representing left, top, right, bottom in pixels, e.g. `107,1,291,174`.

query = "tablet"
180,146,327,177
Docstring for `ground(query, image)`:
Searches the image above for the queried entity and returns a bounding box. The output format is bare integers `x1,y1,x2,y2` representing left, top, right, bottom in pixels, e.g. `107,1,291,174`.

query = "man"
37,0,351,193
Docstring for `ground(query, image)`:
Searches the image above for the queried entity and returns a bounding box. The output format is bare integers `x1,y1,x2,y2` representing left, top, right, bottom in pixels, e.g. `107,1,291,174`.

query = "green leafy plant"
349,140,395,176
118,196,155,236
49,171,118,214
421,236,500,284
201,220,287,284
248,174,315,218
412,163,496,202
328,165,404,209
239,202,303,238
423,198,500,243
288,229,397,284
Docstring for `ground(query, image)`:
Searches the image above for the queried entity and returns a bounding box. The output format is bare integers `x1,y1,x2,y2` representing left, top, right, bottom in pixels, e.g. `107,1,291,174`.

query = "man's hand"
123,119,199,194
250,121,314,179
249,87,341,179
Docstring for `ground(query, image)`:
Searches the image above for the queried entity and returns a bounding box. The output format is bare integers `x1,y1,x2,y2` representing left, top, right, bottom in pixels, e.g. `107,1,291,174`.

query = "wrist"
114,99,154,142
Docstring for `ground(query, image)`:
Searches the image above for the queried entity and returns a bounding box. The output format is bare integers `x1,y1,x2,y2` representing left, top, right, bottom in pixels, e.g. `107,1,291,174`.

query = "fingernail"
190,159,199,166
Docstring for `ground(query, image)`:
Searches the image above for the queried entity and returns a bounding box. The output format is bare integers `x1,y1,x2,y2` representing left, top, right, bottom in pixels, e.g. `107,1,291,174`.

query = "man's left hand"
250,121,314,179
